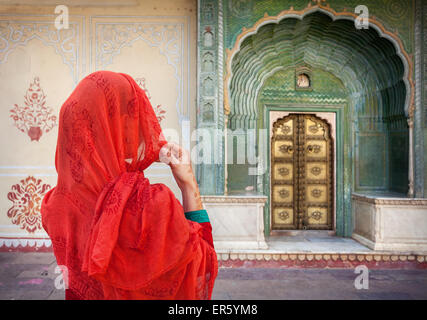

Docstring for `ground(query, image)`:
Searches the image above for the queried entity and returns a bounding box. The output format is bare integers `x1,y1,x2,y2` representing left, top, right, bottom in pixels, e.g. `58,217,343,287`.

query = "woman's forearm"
160,142,204,212
180,179,203,212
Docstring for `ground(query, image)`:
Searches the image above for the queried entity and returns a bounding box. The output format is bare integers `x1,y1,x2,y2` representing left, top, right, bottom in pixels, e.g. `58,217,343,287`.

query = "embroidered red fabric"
41,71,218,300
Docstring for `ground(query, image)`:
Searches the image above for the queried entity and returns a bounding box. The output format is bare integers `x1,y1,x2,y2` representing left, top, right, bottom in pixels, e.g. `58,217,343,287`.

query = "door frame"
263,104,350,237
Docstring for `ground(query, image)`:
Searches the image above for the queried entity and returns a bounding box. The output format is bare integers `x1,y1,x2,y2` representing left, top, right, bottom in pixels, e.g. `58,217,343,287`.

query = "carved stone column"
407,109,415,198
414,0,425,198
197,0,225,195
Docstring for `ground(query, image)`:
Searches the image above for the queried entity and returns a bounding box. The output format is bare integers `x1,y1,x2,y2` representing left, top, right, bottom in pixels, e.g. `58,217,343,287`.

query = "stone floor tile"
5,252,56,265
355,291,413,300
47,289,65,300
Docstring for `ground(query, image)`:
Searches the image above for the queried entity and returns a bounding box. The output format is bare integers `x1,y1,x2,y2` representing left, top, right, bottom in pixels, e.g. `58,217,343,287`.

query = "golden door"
271,114,333,230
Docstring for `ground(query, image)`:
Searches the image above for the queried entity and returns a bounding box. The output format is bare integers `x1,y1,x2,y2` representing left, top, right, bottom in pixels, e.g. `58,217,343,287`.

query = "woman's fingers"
159,143,173,165
159,142,190,166
170,143,189,165
159,143,195,190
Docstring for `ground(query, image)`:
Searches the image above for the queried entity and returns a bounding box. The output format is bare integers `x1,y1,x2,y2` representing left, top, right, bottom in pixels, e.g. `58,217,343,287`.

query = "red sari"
41,71,218,300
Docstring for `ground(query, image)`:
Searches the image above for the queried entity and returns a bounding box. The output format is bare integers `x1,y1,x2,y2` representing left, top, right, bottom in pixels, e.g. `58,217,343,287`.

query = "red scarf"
41,71,217,299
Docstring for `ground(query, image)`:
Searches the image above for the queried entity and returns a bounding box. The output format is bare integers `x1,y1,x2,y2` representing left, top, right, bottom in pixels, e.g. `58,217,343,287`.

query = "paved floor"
265,231,373,253
214,231,376,256
0,252,426,300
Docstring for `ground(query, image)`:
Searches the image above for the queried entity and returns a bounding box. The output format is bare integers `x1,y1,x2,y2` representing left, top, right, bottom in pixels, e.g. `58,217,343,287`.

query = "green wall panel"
357,133,387,189
390,132,409,193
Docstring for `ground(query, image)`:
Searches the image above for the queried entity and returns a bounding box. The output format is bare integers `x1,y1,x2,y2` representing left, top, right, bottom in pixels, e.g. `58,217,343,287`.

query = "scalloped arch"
225,7,413,129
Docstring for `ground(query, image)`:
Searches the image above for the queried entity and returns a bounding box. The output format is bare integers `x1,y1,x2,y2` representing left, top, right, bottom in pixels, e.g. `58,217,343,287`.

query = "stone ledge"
352,193,427,205
216,252,427,269
216,252,427,263
201,195,268,203
0,238,52,252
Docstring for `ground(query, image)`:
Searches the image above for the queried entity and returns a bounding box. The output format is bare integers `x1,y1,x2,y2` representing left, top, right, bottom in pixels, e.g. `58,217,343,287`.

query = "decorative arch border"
0,17,82,85
224,3,415,119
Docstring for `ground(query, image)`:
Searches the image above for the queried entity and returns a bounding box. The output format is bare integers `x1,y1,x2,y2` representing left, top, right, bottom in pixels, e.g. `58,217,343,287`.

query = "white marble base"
201,195,269,250
201,194,427,255
352,193,427,253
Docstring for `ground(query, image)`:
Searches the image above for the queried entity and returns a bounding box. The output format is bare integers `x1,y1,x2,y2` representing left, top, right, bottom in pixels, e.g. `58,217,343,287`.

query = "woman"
41,70,218,300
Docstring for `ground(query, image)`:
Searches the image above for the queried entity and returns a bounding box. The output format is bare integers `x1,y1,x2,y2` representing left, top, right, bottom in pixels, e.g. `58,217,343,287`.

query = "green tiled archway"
228,11,408,129
226,11,409,236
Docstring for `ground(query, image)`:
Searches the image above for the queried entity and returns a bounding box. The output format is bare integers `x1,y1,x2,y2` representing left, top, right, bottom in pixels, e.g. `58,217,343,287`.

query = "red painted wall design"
10,77,57,141
135,77,166,123
0,7,193,253
7,176,51,233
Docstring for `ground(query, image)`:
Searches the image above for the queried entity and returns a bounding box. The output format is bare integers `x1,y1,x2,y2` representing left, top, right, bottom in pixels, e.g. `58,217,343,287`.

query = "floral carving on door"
10,77,57,141
7,176,51,233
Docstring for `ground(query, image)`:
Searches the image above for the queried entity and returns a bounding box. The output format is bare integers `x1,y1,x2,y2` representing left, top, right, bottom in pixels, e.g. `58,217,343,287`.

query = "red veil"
41,71,218,299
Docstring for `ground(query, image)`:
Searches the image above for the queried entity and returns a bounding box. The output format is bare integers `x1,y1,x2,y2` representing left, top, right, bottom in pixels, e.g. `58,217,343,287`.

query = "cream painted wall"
0,0,197,249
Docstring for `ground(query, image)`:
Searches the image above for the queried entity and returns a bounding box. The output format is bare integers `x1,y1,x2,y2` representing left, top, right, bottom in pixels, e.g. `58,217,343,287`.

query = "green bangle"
184,209,210,223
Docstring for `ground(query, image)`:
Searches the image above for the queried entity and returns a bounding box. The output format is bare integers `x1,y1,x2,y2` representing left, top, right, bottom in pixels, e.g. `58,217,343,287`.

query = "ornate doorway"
271,114,334,230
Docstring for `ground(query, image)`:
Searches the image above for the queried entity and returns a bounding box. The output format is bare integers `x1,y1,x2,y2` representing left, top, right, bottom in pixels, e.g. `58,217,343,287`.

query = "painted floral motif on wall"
10,77,57,141
135,77,166,123
7,176,51,233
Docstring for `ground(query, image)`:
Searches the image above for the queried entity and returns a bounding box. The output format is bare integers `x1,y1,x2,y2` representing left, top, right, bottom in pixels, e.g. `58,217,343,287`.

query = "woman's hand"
159,142,193,189
159,142,203,211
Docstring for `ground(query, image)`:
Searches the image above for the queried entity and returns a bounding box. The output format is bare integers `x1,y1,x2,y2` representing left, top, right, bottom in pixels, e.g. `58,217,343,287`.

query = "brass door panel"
271,115,297,229
306,162,327,180
273,207,294,225
271,114,333,230
273,163,293,180
272,141,294,159
306,185,328,203
272,185,293,202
